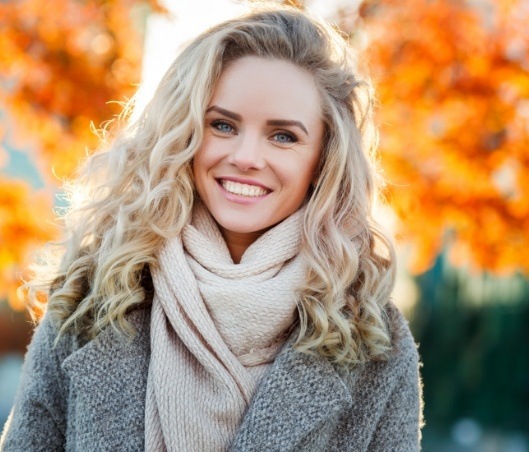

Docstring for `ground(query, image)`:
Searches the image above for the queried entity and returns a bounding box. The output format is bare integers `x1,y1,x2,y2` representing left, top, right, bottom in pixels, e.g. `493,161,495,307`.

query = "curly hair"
25,3,396,367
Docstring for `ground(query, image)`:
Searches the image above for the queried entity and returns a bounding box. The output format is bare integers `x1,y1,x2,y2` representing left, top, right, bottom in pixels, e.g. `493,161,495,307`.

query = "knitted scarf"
145,203,306,451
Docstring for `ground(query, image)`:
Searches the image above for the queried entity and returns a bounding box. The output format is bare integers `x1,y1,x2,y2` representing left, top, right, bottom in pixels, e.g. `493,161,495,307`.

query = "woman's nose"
227,134,266,171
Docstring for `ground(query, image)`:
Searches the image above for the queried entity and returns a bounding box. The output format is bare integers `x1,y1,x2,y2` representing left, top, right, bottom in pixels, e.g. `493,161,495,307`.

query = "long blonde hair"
26,4,396,367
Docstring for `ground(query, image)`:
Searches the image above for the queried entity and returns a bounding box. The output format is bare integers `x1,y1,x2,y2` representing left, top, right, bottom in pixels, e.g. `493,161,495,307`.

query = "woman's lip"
215,176,272,191
216,179,271,204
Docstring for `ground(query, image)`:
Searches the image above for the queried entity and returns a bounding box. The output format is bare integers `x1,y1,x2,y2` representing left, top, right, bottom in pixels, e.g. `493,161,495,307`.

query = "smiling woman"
1,4,422,452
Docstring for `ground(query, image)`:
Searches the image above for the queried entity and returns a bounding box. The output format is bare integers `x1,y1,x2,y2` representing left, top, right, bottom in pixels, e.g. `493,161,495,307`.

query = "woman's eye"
211,120,235,134
272,132,297,144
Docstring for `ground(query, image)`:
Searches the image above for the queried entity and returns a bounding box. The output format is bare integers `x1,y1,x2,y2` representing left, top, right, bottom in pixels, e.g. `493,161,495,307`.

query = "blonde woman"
1,5,422,451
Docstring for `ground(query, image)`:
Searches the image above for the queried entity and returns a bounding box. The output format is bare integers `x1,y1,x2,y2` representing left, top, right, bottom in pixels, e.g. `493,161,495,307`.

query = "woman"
1,5,422,451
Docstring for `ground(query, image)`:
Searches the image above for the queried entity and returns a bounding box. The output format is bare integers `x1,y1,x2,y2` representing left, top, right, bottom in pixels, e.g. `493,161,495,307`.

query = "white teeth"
220,180,269,197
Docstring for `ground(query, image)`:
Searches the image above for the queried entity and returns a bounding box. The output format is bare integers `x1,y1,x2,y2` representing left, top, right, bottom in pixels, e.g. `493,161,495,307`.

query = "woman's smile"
216,178,272,205
217,178,271,197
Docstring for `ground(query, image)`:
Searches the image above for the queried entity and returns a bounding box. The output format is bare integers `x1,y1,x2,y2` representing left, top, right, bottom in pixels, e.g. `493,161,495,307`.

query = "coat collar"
61,308,151,450
231,331,354,451
61,306,354,451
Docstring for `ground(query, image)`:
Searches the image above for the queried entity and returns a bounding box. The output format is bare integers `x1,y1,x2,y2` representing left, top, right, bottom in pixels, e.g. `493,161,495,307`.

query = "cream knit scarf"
145,203,306,452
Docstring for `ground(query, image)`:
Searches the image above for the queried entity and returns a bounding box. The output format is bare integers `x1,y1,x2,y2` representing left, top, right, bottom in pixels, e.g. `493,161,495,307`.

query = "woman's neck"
219,228,264,264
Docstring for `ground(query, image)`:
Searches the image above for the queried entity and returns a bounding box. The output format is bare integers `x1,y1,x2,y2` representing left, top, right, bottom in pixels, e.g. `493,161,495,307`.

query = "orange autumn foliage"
349,0,529,273
0,178,57,309
0,0,163,309
0,0,163,179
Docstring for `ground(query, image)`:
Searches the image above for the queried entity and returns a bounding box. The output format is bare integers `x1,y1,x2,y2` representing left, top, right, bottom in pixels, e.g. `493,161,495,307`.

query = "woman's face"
193,56,324,257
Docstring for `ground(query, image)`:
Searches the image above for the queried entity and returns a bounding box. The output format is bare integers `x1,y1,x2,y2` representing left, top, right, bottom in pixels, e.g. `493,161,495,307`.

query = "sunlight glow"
133,0,246,119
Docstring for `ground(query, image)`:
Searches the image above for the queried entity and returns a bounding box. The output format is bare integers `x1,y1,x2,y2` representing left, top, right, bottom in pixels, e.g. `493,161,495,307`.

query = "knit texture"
145,203,306,452
0,300,422,452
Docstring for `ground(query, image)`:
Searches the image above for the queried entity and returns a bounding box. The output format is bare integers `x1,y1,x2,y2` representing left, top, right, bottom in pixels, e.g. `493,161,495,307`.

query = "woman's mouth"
218,179,271,197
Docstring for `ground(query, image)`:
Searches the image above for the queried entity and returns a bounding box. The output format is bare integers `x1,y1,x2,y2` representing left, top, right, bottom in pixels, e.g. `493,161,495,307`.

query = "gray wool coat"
1,302,422,452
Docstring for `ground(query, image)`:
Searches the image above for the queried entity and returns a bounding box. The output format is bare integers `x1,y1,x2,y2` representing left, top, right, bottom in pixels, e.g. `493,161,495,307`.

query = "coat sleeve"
368,339,423,452
0,313,69,452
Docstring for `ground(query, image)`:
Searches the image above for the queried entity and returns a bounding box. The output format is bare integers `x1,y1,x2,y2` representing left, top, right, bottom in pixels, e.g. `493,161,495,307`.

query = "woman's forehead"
210,56,323,123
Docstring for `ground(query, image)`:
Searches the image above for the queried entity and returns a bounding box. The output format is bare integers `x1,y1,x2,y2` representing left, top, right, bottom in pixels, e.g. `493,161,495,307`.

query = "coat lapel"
230,332,354,452
61,307,151,451
59,306,354,451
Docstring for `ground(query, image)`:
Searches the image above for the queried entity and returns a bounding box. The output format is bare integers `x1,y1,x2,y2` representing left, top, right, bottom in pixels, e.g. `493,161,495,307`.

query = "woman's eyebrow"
206,106,309,136
267,119,308,136
206,106,242,121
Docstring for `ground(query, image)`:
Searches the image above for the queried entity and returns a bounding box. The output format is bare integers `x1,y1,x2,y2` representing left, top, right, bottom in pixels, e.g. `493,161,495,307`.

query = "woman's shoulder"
385,301,420,365
27,311,81,363
332,302,422,450
33,301,151,362
338,301,420,393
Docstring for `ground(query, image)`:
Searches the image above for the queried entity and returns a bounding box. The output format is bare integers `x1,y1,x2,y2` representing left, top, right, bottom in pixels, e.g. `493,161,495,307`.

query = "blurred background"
1,0,528,450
